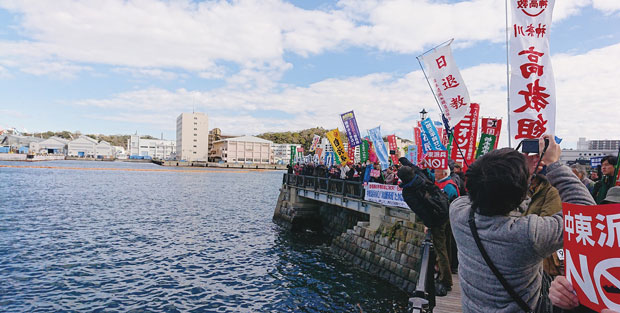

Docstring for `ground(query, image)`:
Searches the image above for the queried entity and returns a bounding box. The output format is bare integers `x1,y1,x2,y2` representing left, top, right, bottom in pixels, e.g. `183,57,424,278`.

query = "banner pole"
505,0,512,148
613,146,620,186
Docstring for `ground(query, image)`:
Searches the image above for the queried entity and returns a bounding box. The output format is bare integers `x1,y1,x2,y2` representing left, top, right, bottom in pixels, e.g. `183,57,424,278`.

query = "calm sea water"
0,160,408,312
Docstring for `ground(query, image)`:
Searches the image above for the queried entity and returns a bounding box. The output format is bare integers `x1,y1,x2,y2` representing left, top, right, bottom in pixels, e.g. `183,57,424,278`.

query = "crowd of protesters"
286,160,404,185
286,138,619,312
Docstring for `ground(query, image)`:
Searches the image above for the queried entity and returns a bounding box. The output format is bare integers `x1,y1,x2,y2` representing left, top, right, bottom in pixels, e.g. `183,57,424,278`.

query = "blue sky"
0,0,619,148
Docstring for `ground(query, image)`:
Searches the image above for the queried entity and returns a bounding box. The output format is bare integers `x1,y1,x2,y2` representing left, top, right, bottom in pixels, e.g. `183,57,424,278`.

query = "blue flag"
420,118,447,151
368,126,390,170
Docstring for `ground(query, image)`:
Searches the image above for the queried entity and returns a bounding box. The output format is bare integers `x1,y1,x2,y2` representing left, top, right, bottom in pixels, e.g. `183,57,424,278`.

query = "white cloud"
112,67,183,80
591,0,620,13
74,41,620,148
0,0,610,81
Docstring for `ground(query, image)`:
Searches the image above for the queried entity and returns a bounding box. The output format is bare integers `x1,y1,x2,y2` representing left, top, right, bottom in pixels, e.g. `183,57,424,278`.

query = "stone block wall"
330,216,426,293
319,203,369,237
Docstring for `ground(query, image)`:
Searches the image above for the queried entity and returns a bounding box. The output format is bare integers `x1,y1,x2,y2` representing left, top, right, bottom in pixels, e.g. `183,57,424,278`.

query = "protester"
592,155,618,204
570,164,596,193
449,160,466,196
450,135,595,312
435,167,459,201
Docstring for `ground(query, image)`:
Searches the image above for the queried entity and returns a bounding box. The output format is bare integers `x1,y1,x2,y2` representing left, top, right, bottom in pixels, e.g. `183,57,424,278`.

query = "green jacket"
592,175,614,204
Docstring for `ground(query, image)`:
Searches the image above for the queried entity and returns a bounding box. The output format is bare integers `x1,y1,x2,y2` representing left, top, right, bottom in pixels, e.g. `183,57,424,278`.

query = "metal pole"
505,0,512,148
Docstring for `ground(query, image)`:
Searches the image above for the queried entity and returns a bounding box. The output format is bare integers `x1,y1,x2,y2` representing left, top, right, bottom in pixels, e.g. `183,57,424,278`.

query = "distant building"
67,136,98,157
112,146,127,159
0,134,44,152
271,143,302,164
589,139,620,150
176,112,209,161
208,128,236,161
211,136,273,164
30,136,69,154
127,135,176,159
95,141,113,158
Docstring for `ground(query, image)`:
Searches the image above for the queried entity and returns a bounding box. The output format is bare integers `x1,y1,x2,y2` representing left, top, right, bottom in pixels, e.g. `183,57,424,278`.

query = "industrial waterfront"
0,160,409,312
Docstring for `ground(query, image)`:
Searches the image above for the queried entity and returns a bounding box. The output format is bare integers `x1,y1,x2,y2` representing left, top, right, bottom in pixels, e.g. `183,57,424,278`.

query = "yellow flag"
326,128,349,165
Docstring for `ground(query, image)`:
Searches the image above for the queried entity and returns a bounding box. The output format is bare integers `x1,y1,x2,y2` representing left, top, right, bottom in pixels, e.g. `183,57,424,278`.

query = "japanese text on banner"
563,203,620,312
341,111,362,147
509,0,556,146
419,42,471,125
326,129,349,165
420,118,447,151
450,103,480,168
387,135,399,165
368,126,390,170
481,118,502,149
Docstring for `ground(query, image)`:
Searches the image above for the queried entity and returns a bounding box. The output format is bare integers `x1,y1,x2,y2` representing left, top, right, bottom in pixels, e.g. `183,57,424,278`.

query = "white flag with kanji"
419,42,471,126
509,0,556,146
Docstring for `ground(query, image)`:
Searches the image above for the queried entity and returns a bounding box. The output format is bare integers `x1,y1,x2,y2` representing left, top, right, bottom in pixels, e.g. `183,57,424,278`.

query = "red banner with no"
421,150,448,170
387,135,399,165
563,203,620,312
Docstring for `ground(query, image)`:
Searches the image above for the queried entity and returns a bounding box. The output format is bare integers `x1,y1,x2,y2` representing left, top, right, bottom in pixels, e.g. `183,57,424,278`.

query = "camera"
520,138,549,154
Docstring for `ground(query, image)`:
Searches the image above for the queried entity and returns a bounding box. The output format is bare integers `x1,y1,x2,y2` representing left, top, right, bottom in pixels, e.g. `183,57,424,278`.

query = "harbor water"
0,161,409,312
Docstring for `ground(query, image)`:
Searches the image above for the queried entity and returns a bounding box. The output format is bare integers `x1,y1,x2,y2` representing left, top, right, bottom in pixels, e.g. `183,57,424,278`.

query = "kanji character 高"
519,62,544,79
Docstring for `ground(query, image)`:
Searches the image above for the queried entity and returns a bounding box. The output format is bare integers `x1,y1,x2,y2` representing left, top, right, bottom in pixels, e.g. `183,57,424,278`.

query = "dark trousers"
430,221,452,287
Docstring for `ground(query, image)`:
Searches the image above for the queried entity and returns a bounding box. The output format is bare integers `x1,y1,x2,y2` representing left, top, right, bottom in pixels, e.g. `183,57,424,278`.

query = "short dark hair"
602,155,618,166
466,148,529,216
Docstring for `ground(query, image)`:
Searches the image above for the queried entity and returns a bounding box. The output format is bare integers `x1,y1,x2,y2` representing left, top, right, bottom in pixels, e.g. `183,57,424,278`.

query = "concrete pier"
273,174,427,294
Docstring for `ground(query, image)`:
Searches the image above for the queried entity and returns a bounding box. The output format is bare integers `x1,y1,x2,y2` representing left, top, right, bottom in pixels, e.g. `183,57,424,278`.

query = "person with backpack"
450,135,595,313
397,157,453,296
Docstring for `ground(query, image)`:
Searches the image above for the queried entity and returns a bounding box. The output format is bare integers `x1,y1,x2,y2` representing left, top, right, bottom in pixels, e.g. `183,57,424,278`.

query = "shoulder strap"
468,208,533,313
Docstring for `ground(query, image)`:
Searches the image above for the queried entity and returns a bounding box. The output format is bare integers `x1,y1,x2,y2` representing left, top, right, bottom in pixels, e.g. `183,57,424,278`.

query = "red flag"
481,117,503,149
387,135,399,165
450,103,480,170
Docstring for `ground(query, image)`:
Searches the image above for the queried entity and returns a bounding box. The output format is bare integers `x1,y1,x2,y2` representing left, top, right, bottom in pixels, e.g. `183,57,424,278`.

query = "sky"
0,0,619,148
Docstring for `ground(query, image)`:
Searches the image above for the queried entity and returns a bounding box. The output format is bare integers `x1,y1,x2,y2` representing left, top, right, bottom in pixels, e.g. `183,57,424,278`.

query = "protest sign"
348,143,355,164
360,140,369,163
341,110,362,147
563,203,620,312
420,118,447,151
414,127,425,165
450,103,480,168
326,129,349,165
368,126,390,170
422,150,448,170
289,146,296,166
481,118,502,149
368,140,377,163
324,151,334,167
387,135,399,165
370,169,381,178
315,147,323,164
309,135,321,152
364,183,409,209
509,0,556,147
406,145,417,165
419,42,471,126
475,133,497,159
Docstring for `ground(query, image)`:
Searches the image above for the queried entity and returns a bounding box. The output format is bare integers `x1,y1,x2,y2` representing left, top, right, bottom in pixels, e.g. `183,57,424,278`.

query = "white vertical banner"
419,42,471,126
509,0,556,147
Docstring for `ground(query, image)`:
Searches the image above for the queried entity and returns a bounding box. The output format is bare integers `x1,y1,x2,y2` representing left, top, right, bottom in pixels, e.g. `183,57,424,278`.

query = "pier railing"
408,232,436,313
282,173,365,199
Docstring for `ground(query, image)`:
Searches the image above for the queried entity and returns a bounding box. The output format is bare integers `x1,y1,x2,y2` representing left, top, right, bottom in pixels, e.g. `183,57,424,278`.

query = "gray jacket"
450,162,595,312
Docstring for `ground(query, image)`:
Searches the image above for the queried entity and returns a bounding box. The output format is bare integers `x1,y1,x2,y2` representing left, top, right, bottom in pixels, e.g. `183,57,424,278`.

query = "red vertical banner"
414,127,424,166
481,118,503,149
387,135,399,165
450,103,480,170
368,140,377,163
563,203,620,312
347,143,355,164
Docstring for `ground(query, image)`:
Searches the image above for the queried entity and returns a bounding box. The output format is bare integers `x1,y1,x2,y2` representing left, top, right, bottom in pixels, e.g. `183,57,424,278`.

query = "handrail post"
408,232,436,313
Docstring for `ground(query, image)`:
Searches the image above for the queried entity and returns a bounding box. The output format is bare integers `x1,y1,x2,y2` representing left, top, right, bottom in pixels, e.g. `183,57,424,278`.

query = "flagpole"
505,0,512,148
416,54,469,168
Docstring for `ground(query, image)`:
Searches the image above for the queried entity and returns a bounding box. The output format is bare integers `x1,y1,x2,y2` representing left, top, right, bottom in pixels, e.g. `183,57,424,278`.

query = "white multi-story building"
211,136,273,164
271,143,302,164
127,135,176,159
176,112,209,161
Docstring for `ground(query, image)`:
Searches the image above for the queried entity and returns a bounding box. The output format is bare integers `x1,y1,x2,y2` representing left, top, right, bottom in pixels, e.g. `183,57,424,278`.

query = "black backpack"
399,166,450,227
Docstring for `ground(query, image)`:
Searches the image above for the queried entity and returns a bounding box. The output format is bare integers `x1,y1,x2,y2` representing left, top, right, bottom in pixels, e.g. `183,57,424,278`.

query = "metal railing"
408,232,436,313
282,173,365,199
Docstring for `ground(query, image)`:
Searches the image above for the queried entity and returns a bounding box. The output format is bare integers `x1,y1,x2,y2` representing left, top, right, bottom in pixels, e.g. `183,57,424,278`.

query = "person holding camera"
450,134,595,313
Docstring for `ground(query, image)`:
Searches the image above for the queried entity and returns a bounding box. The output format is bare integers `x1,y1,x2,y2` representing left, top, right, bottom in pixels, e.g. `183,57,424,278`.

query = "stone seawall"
273,184,426,293
330,216,425,293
